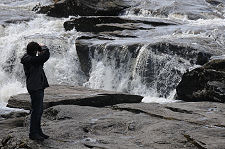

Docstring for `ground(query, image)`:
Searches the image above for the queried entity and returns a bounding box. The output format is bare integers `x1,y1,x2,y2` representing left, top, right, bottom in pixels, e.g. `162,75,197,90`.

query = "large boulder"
37,0,129,17
176,59,225,102
7,85,143,110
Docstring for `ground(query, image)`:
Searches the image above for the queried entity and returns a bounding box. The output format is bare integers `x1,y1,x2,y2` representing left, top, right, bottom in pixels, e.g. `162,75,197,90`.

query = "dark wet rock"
205,0,223,6
37,0,129,18
196,52,211,65
76,42,142,78
176,59,225,102
7,85,143,110
203,59,225,71
148,42,198,62
64,16,177,32
1,102,225,148
76,42,92,77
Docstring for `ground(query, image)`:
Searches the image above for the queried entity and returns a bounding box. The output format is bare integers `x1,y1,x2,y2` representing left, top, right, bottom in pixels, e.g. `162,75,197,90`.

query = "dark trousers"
28,89,44,135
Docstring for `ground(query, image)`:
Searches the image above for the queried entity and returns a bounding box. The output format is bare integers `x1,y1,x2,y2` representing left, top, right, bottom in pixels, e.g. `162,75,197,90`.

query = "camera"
38,45,48,52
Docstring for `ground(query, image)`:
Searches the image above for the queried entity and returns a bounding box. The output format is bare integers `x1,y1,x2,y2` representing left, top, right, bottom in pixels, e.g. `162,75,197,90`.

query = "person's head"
26,42,42,56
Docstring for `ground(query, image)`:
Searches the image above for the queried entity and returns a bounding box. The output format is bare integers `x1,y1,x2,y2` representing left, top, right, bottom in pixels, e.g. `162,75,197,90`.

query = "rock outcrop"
176,59,225,102
7,85,143,110
64,16,176,32
37,0,129,17
1,102,225,148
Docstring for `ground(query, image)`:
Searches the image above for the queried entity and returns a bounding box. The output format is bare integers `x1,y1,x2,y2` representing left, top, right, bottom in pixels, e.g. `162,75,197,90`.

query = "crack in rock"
183,134,207,149
111,106,225,129
112,105,183,121
165,106,193,114
83,143,108,149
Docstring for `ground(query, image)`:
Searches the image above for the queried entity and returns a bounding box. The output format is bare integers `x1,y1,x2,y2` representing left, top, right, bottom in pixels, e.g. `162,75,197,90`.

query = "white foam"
142,90,177,104
84,61,119,91
188,18,225,27
211,54,225,60
0,81,27,103
142,96,177,104
0,102,29,115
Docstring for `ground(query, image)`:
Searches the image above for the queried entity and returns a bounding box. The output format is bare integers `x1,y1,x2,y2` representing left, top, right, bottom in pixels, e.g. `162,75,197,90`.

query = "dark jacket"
21,46,50,91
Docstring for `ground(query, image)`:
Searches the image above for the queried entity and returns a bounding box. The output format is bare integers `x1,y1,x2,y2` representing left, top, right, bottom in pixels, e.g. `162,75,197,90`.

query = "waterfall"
1,0,225,113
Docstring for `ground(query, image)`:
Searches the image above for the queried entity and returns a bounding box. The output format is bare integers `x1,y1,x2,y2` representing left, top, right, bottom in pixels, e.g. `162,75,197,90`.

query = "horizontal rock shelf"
2,102,225,148
7,85,143,110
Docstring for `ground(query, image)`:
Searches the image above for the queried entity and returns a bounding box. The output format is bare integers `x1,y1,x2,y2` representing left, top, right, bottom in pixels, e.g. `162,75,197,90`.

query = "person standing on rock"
21,42,50,141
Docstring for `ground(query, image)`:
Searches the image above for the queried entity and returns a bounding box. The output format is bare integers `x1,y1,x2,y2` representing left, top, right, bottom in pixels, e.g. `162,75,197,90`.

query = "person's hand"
39,43,45,47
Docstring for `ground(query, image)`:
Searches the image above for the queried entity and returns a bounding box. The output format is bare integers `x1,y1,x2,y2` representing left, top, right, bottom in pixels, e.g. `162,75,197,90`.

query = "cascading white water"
0,15,86,101
83,42,189,103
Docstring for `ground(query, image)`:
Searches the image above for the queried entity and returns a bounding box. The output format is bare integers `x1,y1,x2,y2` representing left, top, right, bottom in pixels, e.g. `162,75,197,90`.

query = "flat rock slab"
7,85,143,110
1,102,225,149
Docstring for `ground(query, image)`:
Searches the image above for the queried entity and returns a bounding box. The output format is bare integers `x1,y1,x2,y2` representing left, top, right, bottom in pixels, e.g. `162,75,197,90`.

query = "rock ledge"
7,85,143,110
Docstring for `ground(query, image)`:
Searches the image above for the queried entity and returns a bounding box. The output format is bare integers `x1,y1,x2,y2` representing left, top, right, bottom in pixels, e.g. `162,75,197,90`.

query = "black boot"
40,132,49,139
29,134,44,141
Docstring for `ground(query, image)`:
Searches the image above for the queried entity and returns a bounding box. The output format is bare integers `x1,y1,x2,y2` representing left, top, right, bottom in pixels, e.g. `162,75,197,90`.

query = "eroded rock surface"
7,85,143,110
1,102,225,149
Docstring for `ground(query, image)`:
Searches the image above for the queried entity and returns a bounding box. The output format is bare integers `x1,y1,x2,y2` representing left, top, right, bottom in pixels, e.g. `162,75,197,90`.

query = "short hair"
26,42,41,56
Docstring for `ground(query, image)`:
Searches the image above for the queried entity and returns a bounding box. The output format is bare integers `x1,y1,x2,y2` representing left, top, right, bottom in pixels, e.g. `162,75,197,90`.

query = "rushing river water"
0,0,225,113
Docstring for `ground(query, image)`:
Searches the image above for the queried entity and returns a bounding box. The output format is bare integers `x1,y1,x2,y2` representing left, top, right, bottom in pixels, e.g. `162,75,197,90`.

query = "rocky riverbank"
1,86,225,148
1,0,225,148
